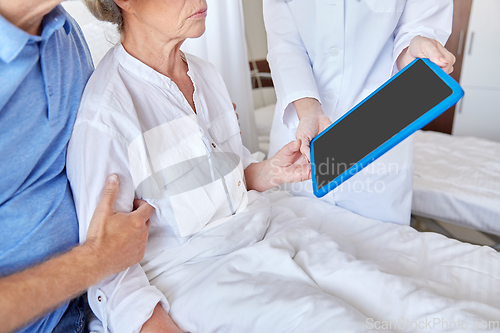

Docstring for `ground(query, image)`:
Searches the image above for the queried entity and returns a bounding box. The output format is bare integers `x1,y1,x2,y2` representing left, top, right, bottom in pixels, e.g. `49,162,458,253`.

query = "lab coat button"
97,296,102,302
212,143,216,148
329,48,339,57
238,181,241,186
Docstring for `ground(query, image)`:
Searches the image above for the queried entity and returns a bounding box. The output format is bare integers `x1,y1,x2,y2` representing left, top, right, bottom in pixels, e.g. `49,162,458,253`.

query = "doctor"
264,0,455,224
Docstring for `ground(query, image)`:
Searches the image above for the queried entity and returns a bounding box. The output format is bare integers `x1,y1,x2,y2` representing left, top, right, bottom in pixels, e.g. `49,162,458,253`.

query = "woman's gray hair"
83,0,124,32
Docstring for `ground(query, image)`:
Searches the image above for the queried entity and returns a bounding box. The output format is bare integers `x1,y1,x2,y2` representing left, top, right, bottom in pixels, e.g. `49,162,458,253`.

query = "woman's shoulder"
74,45,141,141
79,46,122,113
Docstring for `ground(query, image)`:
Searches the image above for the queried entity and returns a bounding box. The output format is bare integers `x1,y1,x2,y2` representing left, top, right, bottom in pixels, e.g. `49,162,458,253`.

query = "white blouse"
67,44,257,333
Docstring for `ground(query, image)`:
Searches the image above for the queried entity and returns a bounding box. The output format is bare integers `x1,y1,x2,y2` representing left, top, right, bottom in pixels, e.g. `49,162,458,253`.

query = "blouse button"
329,48,339,58
97,296,102,302
212,143,216,148
238,181,241,186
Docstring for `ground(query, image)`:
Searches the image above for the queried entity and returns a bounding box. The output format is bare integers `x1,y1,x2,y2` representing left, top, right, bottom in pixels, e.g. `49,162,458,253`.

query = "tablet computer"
310,58,464,198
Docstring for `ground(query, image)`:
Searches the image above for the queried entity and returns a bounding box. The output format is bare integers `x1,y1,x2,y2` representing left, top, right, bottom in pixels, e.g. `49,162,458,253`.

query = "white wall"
452,0,500,141
242,0,268,61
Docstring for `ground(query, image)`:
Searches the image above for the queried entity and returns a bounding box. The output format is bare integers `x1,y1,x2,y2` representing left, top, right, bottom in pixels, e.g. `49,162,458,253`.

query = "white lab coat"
264,0,453,224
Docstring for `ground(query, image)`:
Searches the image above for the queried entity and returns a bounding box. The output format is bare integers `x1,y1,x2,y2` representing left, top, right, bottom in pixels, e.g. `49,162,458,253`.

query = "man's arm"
0,175,154,333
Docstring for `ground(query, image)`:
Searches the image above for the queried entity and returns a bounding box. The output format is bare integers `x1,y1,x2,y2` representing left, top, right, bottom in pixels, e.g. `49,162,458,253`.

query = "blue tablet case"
310,58,464,198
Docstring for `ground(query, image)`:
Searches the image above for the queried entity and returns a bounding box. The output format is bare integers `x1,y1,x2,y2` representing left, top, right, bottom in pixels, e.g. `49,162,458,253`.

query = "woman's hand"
140,303,184,333
397,36,456,74
245,140,311,192
266,139,312,186
294,98,332,162
233,102,241,132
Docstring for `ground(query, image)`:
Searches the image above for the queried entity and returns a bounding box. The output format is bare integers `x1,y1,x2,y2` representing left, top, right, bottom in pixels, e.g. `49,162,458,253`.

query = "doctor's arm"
293,98,332,162
393,0,455,73
263,0,331,159
397,36,455,74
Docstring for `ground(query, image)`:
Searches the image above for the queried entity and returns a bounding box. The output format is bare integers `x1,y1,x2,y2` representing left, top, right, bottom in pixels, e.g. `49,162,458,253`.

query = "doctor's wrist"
293,98,324,120
396,47,412,72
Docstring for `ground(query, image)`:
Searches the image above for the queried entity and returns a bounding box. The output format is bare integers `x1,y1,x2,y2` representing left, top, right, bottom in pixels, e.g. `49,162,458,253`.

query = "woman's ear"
114,0,133,13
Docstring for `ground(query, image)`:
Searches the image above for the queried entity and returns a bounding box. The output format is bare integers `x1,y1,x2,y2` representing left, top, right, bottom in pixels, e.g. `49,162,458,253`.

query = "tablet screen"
313,59,453,190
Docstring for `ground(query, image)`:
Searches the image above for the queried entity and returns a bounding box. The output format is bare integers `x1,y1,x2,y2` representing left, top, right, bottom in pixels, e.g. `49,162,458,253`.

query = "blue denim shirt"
0,5,93,332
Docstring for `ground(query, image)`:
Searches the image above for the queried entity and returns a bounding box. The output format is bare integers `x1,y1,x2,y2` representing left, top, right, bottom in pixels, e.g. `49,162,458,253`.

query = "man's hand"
0,174,155,333
397,36,456,74
294,98,332,162
84,174,154,278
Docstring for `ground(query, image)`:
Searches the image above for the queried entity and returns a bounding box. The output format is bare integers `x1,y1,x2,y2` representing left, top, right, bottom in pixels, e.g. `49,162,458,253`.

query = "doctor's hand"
294,98,332,162
84,174,155,280
244,139,311,192
397,36,456,74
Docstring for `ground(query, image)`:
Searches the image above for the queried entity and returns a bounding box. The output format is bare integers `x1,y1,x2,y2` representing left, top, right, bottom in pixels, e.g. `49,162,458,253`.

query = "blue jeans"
52,294,88,333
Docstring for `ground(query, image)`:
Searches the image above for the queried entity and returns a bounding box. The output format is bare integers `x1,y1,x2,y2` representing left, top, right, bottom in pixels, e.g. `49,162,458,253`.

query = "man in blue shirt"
0,1,155,332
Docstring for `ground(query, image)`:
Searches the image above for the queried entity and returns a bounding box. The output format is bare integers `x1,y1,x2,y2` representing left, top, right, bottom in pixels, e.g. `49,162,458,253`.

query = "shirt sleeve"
66,121,169,333
263,0,321,129
392,0,454,72
241,145,257,170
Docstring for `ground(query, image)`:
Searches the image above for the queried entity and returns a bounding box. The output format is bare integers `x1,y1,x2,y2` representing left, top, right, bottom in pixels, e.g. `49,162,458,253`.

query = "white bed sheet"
413,130,500,236
254,106,500,231
87,191,500,333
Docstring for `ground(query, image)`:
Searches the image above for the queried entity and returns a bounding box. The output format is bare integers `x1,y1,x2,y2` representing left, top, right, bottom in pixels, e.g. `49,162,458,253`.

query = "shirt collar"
114,44,177,89
0,13,31,63
0,4,70,63
114,44,198,90
42,5,72,39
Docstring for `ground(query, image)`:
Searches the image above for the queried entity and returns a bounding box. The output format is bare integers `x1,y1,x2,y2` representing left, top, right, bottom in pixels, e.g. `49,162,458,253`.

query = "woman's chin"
188,25,207,39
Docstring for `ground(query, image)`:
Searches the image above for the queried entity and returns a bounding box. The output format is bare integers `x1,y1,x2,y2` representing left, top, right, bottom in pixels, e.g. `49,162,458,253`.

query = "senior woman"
66,0,311,332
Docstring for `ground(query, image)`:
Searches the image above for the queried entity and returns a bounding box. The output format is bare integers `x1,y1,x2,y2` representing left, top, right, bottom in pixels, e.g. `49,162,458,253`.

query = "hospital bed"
62,4,500,331
253,97,276,156
85,190,500,332
253,100,500,246
412,130,500,247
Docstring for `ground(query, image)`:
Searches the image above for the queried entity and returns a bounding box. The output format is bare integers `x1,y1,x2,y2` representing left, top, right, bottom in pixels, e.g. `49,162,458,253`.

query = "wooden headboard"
249,59,274,89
